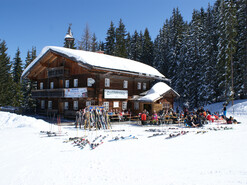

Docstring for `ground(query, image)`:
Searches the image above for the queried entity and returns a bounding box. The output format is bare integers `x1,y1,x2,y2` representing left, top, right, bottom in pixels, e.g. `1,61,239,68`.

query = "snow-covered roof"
21,46,167,80
138,82,179,102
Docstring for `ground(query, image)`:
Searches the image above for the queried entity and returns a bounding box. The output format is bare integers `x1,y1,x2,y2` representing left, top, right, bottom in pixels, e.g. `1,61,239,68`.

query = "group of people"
139,104,237,127
140,109,160,125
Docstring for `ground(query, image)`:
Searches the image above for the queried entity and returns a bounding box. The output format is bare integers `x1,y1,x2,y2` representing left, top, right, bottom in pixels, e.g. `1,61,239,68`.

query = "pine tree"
225,0,238,104
12,48,23,83
216,0,238,103
91,33,98,52
202,4,218,104
235,0,247,98
12,48,23,107
105,21,116,55
126,32,132,59
167,8,185,91
0,40,12,106
115,19,127,58
130,30,143,62
22,47,37,113
216,0,228,101
141,28,153,66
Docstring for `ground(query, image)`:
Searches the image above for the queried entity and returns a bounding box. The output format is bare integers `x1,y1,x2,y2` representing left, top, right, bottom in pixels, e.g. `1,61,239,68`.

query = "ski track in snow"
0,100,247,185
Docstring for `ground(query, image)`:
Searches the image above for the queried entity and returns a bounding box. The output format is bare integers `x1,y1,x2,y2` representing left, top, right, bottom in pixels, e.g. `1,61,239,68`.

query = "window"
73,101,78,110
123,80,128,88
86,101,91,107
103,102,109,111
113,101,119,108
50,82,54,89
41,100,45,109
87,78,95,87
40,82,43,90
64,102,69,110
122,101,127,110
137,82,141,90
65,80,69,88
105,78,110,87
134,102,139,110
143,83,146,90
74,79,78,87
164,102,170,110
48,101,52,110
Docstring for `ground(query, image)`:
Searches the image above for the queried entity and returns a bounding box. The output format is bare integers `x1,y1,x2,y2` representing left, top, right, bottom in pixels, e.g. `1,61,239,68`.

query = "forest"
0,0,246,112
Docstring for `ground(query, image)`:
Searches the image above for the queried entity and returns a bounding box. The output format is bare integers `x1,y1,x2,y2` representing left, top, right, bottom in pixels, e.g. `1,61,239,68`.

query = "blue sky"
1,0,216,63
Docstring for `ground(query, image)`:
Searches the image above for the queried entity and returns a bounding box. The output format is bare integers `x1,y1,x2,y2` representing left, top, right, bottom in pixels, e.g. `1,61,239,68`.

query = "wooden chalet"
21,45,178,118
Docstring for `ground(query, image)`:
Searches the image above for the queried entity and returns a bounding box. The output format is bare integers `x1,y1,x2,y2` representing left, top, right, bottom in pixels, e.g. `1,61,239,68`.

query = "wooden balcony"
32,89,64,98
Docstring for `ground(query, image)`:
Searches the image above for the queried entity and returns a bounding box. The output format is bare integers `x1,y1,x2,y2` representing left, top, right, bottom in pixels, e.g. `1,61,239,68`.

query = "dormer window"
137,82,141,90
105,78,110,87
143,83,146,90
123,80,128,88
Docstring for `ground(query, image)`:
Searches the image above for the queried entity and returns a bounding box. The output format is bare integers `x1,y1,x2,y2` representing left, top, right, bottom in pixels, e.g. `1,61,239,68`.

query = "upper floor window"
122,101,127,111
137,82,141,90
40,82,43,90
74,79,78,87
143,83,146,90
48,101,52,110
134,102,139,110
87,78,95,87
64,102,69,110
50,82,54,89
105,78,110,87
123,80,128,89
103,102,109,111
65,80,69,88
41,100,45,109
73,101,78,110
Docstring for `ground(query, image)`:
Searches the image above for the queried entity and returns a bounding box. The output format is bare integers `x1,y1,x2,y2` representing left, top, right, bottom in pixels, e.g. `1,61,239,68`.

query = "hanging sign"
104,89,128,99
64,88,87,98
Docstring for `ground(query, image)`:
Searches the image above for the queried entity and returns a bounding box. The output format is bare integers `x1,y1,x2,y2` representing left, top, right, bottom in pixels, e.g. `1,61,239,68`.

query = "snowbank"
0,111,50,130
204,99,247,117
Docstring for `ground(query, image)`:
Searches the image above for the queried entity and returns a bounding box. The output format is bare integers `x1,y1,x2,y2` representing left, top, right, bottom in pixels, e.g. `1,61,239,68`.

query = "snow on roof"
64,34,73,39
21,46,166,80
138,82,179,102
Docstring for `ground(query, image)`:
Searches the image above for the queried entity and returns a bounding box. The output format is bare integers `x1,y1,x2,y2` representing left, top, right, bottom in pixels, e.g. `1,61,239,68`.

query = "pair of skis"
108,135,138,142
165,131,189,139
40,130,68,137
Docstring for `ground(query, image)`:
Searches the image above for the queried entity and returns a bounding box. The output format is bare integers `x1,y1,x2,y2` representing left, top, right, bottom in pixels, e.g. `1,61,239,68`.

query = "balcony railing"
47,66,69,78
32,87,88,98
32,89,64,98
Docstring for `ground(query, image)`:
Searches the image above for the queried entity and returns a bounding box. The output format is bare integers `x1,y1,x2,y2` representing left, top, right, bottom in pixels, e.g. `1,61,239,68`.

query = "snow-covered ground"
0,100,247,185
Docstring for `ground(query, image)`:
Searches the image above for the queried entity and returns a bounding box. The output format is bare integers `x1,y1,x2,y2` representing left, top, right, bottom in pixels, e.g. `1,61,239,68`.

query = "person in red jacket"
141,109,147,125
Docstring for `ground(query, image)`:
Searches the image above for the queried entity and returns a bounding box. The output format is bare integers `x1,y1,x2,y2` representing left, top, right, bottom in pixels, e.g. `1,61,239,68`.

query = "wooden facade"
22,47,177,118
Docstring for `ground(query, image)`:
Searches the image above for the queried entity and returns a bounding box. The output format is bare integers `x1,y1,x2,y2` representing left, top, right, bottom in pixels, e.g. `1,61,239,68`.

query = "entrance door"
143,104,152,114
58,102,64,114
59,79,63,88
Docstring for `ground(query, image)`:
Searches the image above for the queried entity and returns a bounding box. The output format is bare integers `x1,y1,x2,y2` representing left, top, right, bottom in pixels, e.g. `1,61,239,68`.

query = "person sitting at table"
118,110,124,121
108,109,113,116
151,110,159,125
141,109,147,125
